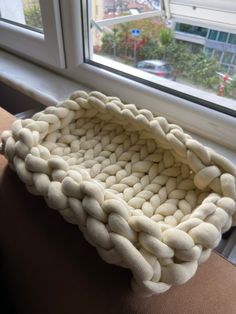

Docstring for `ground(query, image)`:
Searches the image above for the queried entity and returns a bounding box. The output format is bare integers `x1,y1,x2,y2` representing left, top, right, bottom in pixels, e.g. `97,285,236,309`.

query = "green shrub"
24,4,43,30
100,21,234,97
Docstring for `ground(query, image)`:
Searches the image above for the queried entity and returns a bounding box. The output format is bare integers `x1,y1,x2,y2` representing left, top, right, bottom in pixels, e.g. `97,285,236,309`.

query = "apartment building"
174,22,236,76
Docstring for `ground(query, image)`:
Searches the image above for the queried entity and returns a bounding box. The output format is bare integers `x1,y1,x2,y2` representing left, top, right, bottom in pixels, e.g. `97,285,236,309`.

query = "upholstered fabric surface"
0,91,236,297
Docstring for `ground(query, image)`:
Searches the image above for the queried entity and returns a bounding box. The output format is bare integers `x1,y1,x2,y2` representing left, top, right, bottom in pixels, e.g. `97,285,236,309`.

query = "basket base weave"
1,90,236,297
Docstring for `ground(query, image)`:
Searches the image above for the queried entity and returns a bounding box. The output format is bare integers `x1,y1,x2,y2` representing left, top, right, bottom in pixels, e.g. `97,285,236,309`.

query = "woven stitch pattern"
1,90,236,297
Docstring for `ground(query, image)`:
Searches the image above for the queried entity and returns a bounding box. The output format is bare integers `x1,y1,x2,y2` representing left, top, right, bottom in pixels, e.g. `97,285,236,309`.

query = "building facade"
174,22,236,76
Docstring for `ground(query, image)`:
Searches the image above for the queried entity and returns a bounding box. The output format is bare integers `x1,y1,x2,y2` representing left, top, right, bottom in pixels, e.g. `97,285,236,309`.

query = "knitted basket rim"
1,90,236,297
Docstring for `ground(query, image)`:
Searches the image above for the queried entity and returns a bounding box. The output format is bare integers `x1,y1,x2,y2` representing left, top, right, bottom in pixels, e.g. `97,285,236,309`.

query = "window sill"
0,49,235,166
0,50,88,107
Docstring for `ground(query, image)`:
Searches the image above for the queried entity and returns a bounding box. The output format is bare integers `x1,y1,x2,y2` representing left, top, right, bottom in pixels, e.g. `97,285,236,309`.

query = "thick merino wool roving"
1,90,236,297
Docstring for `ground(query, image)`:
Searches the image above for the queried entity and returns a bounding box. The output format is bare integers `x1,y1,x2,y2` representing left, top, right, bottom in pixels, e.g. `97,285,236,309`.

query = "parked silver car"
136,60,177,80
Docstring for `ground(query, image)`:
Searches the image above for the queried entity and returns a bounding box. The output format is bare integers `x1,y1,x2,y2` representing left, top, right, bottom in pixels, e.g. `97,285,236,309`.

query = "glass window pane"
146,63,156,70
175,22,181,32
208,30,218,40
163,64,172,72
205,47,213,58
90,2,236,105
137,61,145,68
213,50,222,61
228,34,236,45
94,16,167,62
232,55,236,65
0,0,43,32
175,23,207,37
96,0,160,21
218,32,228,42
222,52,233,64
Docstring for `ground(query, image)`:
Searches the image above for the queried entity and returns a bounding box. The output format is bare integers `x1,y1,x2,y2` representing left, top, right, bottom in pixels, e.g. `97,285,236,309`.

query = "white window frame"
0,0,235,151
56,0,236,151
94,10,163,28
0,0,65,67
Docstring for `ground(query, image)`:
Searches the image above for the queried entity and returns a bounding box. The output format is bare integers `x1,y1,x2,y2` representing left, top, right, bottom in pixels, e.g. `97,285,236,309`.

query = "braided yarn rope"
1,90,236,297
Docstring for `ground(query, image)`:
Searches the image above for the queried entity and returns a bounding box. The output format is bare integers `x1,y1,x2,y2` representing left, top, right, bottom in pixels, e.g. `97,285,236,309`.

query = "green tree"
101,27,121,57
100,18,224,96
119,23,132,57
101,18,165,60
159,28,172,46
24,5,43,30
188,53,220,88
136,39,165,61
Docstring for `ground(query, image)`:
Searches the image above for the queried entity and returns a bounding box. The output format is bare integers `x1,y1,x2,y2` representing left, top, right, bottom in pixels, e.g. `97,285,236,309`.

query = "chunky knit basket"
1,90,236,297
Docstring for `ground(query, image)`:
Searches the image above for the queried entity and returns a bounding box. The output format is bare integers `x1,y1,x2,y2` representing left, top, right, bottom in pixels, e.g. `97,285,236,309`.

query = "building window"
208,30,218,40
228,34,236,45
208,30,236,46
175,23,207,37
213,50,223,61
232,55,236,65
218,31,228,43
205,47,213,58
222,52,233,64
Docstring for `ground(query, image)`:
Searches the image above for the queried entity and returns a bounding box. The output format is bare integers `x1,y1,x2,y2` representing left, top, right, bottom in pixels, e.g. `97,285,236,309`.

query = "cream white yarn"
1,90,236,297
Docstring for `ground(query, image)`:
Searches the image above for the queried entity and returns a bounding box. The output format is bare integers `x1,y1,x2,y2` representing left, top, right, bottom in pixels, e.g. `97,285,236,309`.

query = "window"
175,23,207,37
142,63,156,70
162,64,172,72
208,30,218,40
205,47,213,58
222,52,233,64
213,50,221,61
0,0,64,67
232,55,236,65
0,0,43,32
218,31,228,43
208,30,236,46
229,33,236,45
1,0,236,149
85,1,236,109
